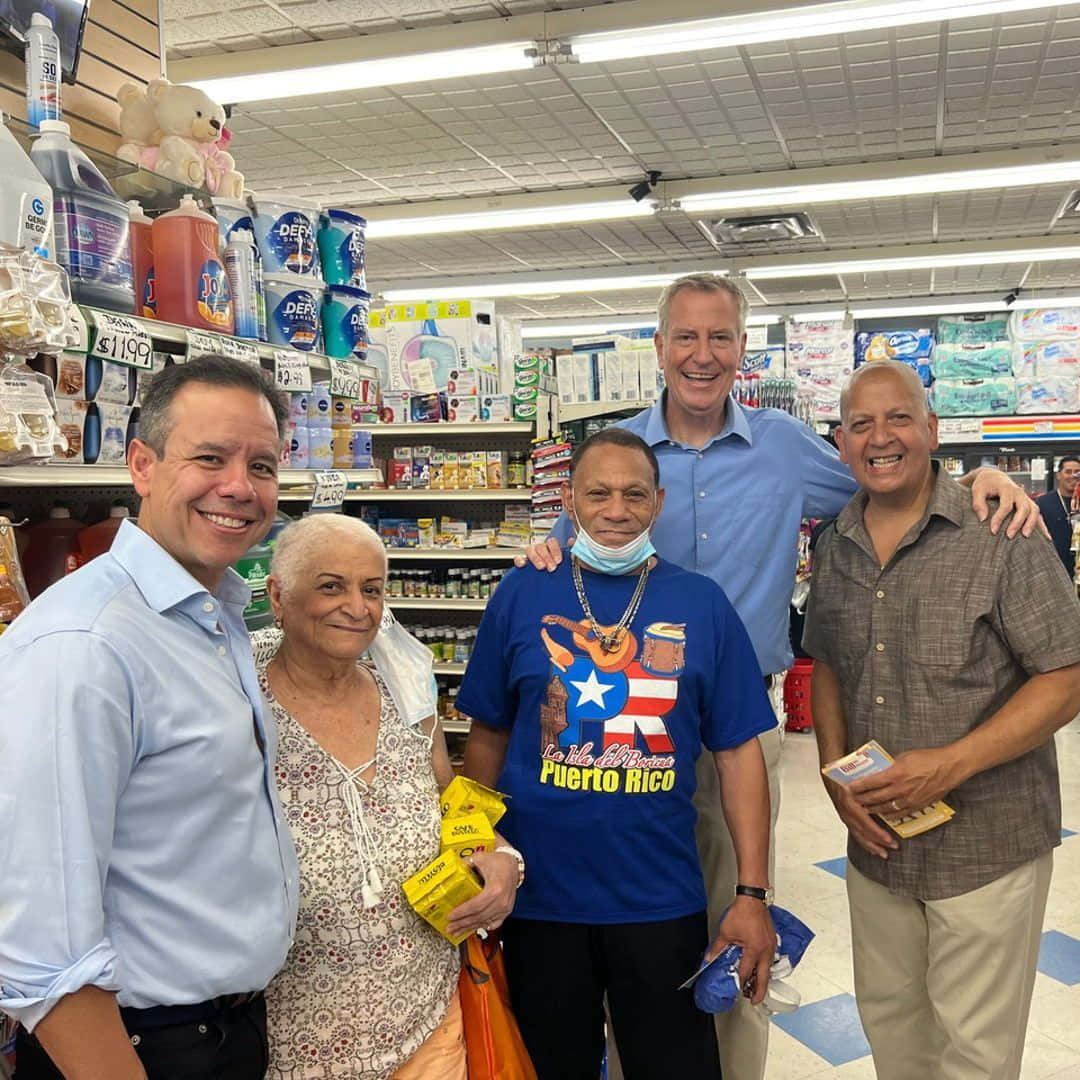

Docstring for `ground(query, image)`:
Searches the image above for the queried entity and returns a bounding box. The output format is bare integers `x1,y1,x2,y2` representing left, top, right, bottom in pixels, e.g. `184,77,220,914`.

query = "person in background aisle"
0,356,300,1079
462,427,777,1080
803,360,1080,1080
521,273,1043,1080
255,513,521,1080
1035,455,1080,578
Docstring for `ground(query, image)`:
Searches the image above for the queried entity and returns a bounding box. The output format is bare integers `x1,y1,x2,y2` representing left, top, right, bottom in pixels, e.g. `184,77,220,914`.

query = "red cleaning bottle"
127,200,155,319
21,505,84,597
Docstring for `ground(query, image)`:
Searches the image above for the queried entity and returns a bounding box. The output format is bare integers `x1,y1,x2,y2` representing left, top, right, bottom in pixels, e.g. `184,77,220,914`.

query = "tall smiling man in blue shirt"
526,273,1040,1079
0,356,299,1079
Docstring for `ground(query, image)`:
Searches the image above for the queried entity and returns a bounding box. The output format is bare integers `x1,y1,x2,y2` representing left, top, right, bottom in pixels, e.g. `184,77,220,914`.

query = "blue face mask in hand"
570,518,657,575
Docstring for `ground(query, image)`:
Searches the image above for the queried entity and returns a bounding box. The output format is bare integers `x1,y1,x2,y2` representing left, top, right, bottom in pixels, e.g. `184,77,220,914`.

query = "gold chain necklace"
570,557,651,653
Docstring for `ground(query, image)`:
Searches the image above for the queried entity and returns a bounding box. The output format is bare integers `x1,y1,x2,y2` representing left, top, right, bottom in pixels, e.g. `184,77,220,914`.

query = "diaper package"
854,329,933,386
930,378,1017,417
1015,377,1080,414
936,313,1010,345
931,342,1013,379
1013,340,1080,377
1009,307,1080,342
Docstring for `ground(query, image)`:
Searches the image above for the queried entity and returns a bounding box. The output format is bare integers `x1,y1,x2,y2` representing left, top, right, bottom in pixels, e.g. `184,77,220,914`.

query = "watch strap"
735,884,772,903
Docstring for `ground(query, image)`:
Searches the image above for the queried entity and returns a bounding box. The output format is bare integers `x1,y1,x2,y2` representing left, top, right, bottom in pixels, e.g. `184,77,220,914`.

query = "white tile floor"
769,717,1080,1079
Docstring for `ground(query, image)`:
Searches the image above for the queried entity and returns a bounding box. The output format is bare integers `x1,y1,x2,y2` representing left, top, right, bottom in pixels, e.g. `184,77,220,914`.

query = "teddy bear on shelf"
116,78,245,198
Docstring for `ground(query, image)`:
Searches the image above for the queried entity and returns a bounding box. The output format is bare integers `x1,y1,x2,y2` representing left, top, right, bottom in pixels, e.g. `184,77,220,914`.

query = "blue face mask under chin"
570,518,657,575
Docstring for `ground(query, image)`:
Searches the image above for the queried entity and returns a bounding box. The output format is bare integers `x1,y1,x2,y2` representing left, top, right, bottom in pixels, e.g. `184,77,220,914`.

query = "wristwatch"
735,884,774,905
495,844,526,888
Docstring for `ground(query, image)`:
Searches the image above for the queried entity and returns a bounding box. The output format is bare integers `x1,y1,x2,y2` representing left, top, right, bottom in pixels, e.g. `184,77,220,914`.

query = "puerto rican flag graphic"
602,661,677,753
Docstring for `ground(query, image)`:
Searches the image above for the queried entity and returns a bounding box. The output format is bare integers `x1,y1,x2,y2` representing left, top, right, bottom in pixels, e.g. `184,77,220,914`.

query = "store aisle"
768,718,1080,1079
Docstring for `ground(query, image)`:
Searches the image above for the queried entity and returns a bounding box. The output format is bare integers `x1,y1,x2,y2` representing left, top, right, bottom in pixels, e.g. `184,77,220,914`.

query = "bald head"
840,360,929,426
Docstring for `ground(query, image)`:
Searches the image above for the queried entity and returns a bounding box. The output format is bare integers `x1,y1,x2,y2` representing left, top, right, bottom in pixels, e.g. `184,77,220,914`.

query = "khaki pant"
847,853,1053,1080
606,681,784,1080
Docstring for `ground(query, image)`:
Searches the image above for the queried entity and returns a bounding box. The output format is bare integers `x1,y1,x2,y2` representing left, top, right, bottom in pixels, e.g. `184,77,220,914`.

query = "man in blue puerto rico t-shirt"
457,427,776,1080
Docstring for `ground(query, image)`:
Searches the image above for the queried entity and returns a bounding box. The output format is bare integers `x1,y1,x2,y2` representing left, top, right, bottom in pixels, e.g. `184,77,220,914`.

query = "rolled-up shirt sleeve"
0,631,135,1030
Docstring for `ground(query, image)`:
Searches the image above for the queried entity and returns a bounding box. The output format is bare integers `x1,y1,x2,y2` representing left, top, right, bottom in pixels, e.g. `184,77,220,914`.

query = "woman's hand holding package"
445,849,520,939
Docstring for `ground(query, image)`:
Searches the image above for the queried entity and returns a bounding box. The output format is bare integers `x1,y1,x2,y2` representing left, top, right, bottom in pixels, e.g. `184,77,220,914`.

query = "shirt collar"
110,519,251,613
643,391,753,449
836,461,965,542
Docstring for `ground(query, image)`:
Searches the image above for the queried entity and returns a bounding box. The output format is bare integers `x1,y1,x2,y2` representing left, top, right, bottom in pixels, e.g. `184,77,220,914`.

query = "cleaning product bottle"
30,120,133,311
21,506,85,598
224,228,260,340
127,200,155,318
76,503,131,564
234,537,273,630
0,114,53,257
25,14,61,128
153,194,234,333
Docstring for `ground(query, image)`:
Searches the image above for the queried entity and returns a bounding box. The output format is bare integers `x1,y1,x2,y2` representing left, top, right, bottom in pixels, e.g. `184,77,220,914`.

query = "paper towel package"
1008,307,1080,342
742,346,786,375
1013,340,1080,377
936,313,1009,346
932,342,1013,379
1016,377,1080,414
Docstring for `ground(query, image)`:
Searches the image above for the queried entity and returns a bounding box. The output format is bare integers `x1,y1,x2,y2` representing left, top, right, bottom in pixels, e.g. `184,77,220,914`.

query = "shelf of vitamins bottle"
386,548,526,561
350,423,534,437
352,488,532,502
388,598,488,611
434,663,467,675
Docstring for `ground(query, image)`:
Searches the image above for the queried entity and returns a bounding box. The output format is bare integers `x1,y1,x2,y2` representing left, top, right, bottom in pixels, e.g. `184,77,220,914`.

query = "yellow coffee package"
441,812,496,859
402,851,484,944
440,775,507,827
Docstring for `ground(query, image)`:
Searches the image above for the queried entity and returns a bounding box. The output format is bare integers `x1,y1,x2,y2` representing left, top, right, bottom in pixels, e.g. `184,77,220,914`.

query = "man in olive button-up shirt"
803,360,1080,1080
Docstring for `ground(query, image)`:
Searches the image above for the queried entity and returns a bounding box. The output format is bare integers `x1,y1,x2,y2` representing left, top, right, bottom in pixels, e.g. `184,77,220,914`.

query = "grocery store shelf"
352,423,533,436
442,718,471,734
387,548,525,561
557,399,652,423
389,598,488,611
359,488,531,502
434,663,467,675
0,465,384,489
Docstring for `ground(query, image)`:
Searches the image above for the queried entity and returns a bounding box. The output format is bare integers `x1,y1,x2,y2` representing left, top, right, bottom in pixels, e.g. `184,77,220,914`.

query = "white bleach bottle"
0,113,54,257
26,14,62,128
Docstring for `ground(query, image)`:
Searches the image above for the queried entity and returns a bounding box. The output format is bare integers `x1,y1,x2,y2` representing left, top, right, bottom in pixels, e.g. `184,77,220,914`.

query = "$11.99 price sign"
328,358,362,400
311,470,347,512
89,312,153,370
274,349,313,393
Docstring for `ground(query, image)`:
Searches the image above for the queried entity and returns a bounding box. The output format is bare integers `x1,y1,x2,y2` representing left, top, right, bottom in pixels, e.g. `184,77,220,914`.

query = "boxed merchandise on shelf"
385,300,497,392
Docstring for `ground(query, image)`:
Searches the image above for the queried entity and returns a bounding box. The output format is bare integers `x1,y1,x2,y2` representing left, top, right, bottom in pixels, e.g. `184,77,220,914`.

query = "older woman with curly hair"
255,513,520,1079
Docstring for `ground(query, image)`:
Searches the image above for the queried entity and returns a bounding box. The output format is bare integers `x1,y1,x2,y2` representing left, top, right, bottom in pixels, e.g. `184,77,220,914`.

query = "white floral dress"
259,655,460,1079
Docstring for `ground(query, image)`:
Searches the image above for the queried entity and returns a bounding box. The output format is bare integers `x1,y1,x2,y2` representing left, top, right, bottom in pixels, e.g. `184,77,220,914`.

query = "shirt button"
699,491,706,498
217,645,227,657
701,532,708,540
202,601,215,613
875,642,885,652
876,590,885,599
697,452,703,459
875,695,885,705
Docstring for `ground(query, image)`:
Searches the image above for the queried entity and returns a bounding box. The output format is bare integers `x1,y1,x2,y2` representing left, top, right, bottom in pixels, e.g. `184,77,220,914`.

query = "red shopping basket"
783,660,814,732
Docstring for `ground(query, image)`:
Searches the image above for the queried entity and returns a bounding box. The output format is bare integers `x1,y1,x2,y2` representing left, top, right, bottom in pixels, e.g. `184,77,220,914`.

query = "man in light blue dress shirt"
0,356,300,1079
528,274,1040,1080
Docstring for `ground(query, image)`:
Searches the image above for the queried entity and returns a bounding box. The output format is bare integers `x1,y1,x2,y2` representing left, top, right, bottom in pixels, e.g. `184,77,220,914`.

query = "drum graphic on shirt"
640,622,686,677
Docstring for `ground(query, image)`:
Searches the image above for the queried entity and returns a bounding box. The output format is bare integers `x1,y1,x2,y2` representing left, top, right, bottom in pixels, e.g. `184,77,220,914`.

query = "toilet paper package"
936,313,1010,345
930,378,1017,417
1008,307,1080,342
742,347,785,375
931,342,1013,379
854,330,933,385
787,340,853,369
1012,340,1080,377
1015,377,1080,414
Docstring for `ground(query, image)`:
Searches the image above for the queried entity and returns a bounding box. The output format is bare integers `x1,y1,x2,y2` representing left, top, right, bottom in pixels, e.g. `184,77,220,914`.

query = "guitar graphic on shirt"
540,615,638,672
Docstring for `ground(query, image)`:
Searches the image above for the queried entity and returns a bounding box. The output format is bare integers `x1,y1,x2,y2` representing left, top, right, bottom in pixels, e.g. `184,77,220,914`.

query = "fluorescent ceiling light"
788,310,847,321
680,160,1080,215
851,300,1008,318
521,319,657,338
368,200,652,239
747,245,1080,280
188,42,533,105
572,0,1053,65
382,272,700,302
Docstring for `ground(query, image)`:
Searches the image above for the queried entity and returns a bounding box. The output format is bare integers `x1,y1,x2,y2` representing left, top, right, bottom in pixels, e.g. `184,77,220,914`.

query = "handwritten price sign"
328,357,363,400
274,349,313,392
311,470,347,512
185,330,261,368
89,312,152,370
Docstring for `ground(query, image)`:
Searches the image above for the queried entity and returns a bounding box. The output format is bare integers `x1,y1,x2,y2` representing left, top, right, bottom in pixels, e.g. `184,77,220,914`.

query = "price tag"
185,329,261,367
328,357,363,400
274,349,313,393
1034,420,1054,434
89,311,153,370
311,470,347,512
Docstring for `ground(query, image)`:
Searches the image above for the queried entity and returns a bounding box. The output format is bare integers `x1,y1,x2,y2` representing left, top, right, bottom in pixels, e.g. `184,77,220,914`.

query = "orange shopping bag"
459,933,537,1080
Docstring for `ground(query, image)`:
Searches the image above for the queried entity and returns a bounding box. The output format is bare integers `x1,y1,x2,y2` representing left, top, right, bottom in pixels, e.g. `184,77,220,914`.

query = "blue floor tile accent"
1038,931,1080,986
772,992,871,1066
814,856,848,879
1063,827,1077,839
